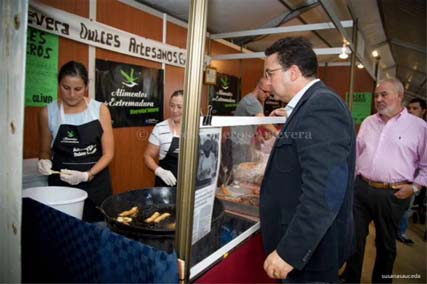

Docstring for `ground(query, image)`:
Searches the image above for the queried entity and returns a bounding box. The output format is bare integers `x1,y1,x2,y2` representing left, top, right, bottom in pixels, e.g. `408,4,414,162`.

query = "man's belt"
359,175,409,189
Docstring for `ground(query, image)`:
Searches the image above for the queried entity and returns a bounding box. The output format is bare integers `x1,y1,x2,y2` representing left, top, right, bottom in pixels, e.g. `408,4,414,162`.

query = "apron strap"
59,97,96,125
170,119,179,137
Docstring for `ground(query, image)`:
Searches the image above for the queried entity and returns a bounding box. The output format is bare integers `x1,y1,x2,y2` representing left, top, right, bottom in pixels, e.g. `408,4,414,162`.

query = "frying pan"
99,187,224,234
99,187,224,256
99,187,178,234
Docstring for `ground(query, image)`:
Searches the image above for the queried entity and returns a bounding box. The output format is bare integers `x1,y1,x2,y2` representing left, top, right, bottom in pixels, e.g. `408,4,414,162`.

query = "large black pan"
99,187,224,234
99,187,179,234
99,187,224,257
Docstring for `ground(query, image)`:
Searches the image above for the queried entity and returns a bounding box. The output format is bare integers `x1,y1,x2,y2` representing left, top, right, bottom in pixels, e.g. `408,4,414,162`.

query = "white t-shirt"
148,119,178,160
48,99,101,142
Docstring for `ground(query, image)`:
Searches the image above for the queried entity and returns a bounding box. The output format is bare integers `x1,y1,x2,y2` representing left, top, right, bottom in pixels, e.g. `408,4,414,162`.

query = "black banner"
95,59,163,128
208,73,241,116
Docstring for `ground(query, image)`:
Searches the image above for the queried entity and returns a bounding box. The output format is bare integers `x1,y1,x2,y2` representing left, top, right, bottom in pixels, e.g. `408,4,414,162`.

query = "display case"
189,115,285,280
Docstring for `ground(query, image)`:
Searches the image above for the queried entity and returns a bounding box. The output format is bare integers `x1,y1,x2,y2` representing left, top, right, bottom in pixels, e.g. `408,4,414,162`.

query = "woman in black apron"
144,90,183,187
38,61,114,222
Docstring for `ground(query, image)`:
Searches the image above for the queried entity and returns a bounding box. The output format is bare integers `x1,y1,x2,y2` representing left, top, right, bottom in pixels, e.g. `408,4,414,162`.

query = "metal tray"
216,195,259,217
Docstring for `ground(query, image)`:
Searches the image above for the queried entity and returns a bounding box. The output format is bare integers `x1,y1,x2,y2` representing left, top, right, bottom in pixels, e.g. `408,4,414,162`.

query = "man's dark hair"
409,98,426,109
265,37,318,78
58,61,88,85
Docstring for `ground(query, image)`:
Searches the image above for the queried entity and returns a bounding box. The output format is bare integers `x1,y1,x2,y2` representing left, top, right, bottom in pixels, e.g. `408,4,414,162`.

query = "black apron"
155,136,179,187
48,103,112,222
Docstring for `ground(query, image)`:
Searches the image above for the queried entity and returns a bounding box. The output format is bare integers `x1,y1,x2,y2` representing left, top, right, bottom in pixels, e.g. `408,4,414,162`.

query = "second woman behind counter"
144,90,184,187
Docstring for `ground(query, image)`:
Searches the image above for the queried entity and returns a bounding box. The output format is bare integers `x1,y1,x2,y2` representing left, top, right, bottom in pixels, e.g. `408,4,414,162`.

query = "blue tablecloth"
22,198,179,283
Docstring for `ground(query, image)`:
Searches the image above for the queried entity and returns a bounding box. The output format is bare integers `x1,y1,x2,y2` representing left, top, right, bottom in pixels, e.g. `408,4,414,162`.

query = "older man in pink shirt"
343,78,427,283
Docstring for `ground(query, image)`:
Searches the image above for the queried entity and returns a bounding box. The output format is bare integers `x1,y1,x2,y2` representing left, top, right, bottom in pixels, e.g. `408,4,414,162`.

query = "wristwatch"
411,183,420,193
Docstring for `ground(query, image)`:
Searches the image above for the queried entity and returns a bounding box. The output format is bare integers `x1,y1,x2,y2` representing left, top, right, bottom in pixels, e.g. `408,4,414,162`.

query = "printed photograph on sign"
196,132,220,189
95,59,164,128
192,127,222,245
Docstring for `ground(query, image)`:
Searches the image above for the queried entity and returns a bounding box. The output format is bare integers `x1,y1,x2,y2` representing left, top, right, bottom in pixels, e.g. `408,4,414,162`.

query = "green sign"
25,27,59,107
351,92,372,124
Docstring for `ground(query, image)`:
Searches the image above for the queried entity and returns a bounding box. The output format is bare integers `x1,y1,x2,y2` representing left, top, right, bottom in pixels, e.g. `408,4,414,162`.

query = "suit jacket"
260,81,356,281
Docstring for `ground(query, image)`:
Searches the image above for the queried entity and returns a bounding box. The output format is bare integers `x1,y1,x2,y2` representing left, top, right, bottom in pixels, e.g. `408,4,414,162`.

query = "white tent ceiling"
133,0,426,100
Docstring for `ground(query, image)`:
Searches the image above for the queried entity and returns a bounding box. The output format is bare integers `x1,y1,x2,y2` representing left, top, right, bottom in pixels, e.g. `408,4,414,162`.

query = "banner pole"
175,0,208,282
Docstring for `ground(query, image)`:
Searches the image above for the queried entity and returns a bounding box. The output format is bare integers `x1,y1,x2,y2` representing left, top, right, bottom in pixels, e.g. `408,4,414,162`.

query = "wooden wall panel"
165,22,187,118
164,66,185,118
318,66,349,100
97,0,162,42
318,66,375,102
24,108,42,158
167,22,187,48
210,41,242,76
38,0,89,17
319,65,375,131
240,59,265,96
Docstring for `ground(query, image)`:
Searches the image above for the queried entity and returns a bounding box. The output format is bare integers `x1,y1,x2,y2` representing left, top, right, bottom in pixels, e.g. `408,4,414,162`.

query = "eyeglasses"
265,67,283,79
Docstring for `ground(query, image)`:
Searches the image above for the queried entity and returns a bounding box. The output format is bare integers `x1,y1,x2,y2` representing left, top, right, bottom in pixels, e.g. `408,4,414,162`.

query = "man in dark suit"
260,37,356,283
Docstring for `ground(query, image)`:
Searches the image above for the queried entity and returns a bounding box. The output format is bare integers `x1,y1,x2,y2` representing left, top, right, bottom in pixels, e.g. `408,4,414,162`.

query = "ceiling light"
338,43,348,59
372,50,379,58
357,62,364,69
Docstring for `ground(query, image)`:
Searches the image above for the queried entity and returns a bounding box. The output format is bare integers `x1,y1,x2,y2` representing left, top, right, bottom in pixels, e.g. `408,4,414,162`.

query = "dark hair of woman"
58,61,89,86
171,90,184,98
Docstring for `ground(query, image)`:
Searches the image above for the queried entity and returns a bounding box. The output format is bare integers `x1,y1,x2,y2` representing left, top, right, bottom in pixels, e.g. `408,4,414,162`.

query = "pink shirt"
356,108,427,185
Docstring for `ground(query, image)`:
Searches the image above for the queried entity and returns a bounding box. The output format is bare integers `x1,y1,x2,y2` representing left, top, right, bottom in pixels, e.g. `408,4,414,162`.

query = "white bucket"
22,186,88,220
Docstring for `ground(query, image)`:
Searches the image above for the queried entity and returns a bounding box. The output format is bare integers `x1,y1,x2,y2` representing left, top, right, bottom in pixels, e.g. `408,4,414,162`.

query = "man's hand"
263,250,294,279
155,167,177,186
269,108,288,118
60,169,89,185
392,184,414,199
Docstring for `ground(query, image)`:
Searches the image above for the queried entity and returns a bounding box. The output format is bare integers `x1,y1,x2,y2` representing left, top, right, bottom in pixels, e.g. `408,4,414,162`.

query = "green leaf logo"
120,68,138,88
67,131,75,138
220,76,230,90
